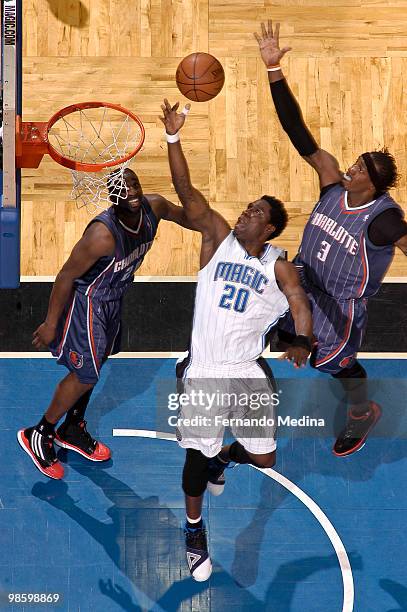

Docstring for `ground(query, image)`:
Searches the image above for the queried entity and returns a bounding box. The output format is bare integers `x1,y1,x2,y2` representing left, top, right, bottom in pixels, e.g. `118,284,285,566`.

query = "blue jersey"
297,184,402,300
74,198,158,301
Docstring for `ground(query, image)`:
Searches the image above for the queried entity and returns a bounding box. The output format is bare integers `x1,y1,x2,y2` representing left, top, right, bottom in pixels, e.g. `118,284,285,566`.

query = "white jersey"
189,232,289,368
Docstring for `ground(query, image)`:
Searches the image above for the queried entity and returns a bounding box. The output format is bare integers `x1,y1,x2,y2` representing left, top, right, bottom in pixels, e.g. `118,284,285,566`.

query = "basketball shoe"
206,456,228,496
185,524,212,581
17,427,64,479
54,420,111,461
333,401,382,456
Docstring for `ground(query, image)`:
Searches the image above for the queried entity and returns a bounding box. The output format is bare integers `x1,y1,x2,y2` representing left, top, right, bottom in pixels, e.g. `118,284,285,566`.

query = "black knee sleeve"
182,449,209,497
332,361,367,405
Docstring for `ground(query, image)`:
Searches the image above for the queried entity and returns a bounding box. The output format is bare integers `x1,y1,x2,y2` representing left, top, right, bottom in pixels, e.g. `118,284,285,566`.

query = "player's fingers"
275,22,280,42
181,103,191,115
172,101,180,111
268,19,273,37
261,22,267,38
253,32,262,43
164,98,172,111
281,46,292,55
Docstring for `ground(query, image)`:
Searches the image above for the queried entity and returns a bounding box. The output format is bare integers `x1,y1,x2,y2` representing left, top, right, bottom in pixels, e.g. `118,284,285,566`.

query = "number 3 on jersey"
317,240,331,262
219,283,249,313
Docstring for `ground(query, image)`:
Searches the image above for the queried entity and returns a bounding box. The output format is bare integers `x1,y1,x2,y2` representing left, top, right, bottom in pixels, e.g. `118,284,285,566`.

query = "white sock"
187,515,202,524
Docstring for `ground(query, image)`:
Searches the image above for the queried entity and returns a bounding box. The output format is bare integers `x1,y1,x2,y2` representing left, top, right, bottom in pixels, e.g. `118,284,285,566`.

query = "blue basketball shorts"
49,291,122,384
278,285,368,375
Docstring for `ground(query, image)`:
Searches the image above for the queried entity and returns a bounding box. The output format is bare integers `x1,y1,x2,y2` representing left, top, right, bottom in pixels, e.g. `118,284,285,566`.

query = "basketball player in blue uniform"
18,168,191,479
254,21,407,456
160,99,313,581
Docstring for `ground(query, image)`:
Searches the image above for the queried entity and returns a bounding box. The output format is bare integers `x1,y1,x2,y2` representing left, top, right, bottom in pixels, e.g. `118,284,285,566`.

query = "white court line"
1,351,407,359
253,466,354,612
112,428,354,612
20,276,198,283
19,275,407,283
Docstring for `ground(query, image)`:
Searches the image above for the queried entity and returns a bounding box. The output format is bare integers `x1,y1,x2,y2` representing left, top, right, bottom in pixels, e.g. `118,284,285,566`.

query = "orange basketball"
176,53,225,102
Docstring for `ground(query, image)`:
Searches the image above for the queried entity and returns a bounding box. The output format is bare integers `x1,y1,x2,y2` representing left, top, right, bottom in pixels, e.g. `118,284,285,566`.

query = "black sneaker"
185,526,212,581
17,427,64,479
54,420,111,461
207,456,228,496
333,401,382,457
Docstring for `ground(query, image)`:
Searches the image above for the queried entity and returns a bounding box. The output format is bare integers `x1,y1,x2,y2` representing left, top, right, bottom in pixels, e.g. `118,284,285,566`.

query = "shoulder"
83,219,115,246
319,182,342,199
143,193,167,212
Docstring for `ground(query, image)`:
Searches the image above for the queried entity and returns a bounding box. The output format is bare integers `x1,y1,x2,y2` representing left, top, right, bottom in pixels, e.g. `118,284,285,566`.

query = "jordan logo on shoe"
187,552,201,569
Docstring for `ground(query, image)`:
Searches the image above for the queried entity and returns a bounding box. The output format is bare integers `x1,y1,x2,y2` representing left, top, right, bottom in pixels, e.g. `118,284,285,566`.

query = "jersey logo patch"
69,350,84,369
339,355,354,368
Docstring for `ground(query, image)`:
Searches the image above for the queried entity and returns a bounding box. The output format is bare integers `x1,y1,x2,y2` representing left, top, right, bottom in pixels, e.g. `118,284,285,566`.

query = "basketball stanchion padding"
0,207,20,289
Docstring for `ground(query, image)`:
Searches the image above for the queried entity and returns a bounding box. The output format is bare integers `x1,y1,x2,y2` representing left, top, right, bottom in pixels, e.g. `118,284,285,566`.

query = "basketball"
176,52,225,102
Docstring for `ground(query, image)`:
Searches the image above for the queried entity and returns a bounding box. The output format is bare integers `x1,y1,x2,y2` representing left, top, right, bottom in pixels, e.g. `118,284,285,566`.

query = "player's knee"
182,448,209,497
229,442,276,468
332,361,367,380
249,450,276,469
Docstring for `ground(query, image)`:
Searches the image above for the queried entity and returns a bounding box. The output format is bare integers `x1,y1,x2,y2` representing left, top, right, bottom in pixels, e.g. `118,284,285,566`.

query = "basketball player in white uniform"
160,99,313,581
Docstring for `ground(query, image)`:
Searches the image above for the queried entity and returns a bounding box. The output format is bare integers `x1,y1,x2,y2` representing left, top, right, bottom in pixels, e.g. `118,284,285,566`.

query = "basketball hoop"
16,102,145,212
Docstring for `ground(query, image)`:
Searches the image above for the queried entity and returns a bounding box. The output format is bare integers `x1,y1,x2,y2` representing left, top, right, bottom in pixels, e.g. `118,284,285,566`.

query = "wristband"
291,335,312,352
166,132,180,143
267,65,281,72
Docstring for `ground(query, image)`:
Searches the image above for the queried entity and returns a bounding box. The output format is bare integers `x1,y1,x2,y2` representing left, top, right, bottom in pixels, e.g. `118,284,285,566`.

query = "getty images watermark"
165,388,326,429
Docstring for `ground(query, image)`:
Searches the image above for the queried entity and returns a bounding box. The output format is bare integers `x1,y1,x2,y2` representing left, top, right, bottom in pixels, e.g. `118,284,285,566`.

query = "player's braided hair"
367,148,400,193
261,195,289,240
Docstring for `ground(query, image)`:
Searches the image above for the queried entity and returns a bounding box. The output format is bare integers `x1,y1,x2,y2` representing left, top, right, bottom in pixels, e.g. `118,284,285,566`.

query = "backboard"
1,0,21,288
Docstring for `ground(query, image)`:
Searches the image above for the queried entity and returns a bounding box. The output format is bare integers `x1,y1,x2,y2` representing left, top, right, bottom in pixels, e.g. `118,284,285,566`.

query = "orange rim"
45,101,145,172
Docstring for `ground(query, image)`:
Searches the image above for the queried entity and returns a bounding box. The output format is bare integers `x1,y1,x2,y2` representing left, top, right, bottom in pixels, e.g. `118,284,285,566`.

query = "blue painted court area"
1,357,407,611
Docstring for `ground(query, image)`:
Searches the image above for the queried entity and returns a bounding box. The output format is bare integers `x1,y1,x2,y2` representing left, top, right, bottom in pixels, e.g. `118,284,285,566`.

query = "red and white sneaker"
54,420,111,461
17,427,64,479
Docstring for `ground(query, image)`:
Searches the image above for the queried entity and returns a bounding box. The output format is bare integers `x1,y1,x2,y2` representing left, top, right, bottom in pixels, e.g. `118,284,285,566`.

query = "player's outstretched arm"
159,99,230,266
146,194,196,230
32,223,115,349
274,259,313,368
254,20,342,189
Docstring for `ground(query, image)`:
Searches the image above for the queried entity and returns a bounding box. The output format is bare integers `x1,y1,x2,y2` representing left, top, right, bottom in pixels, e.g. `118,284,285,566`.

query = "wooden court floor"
22,0,407,276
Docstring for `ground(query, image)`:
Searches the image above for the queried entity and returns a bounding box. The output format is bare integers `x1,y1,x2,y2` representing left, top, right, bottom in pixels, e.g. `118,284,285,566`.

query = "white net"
47,105,144,212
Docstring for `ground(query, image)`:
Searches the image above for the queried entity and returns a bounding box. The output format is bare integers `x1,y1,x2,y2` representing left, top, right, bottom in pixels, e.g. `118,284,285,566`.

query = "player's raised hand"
278,345,310,369
159,99,191,135
32,321,56,349
253,20,291,67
